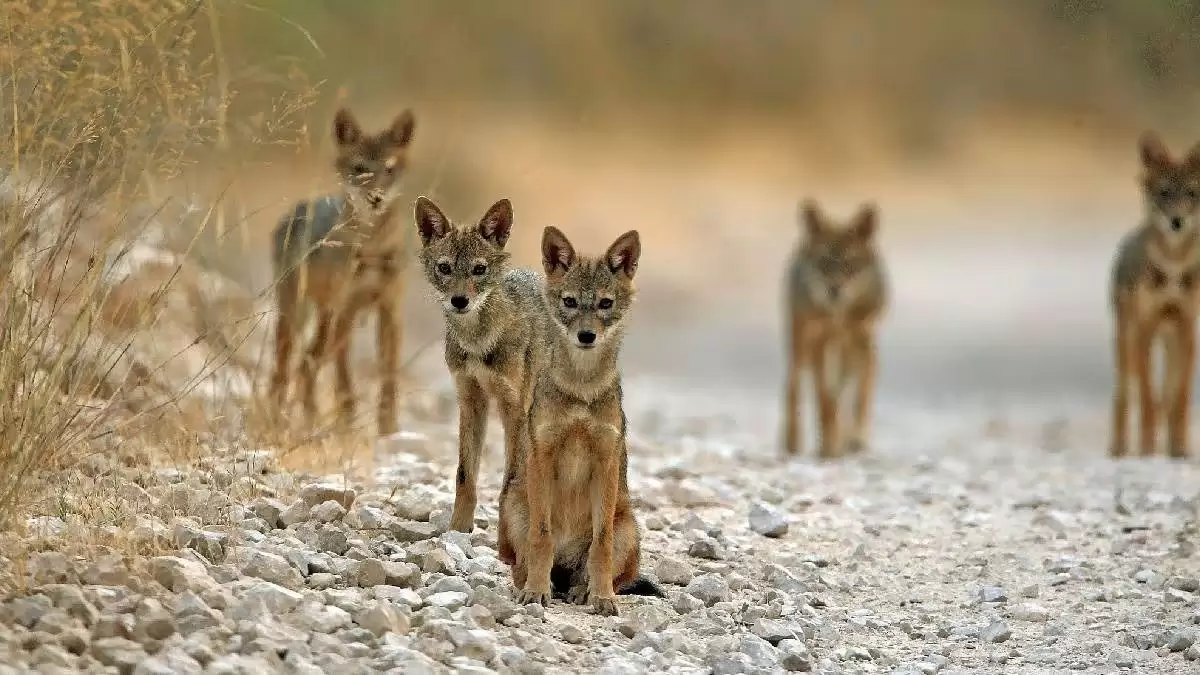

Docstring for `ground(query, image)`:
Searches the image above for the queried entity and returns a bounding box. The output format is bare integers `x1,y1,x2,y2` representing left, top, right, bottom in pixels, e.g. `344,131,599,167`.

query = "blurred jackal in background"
1110,131,1200,459
269,106,416,435
782,200,889,459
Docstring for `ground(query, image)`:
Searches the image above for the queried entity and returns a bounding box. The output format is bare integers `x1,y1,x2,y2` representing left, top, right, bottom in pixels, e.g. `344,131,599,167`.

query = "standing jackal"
413,196,548,540
270,106,416,435
503,226,663,617
1110,131,1200,459
782,200,888,459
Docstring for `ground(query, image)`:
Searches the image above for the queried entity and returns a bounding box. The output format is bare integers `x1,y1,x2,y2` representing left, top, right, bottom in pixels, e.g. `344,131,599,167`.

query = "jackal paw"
1108,440,1127,459
566,584,589,605
516,585,551,607
1168,444,1190,459
845,438,867,454
592,595,619,616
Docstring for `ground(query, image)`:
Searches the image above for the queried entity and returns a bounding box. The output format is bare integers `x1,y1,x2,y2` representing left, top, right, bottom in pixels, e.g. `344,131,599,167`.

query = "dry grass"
0,0,316,538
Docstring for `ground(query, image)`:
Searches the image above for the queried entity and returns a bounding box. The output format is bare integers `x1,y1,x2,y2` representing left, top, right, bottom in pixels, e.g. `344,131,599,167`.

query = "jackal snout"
541,225,641,351
333,107,416,216
798,199,879,311
415,196,515,316
1138,131,1200,243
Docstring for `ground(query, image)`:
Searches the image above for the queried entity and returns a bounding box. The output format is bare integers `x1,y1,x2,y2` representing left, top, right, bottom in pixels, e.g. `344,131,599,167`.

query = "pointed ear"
388,109,416,148
333,107,363,148
1184,140,1200,171
850,202,878,241
414,196,450,247
477,198,514,248
541,226,576,279
605,230,641,280
799,199,825,239
1140,130,1173,170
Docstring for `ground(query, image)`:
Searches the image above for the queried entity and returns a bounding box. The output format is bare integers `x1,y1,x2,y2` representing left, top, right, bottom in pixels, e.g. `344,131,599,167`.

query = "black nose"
577,330,596,345
828,286,840,300
450,296,469,310
1171,216,1184,231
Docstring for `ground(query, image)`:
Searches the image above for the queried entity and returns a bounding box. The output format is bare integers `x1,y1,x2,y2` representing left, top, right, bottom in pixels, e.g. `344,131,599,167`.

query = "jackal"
413,196,548,542
782,200,888,459
269,106,416,435
503,225,663,617
1110,131,1200,459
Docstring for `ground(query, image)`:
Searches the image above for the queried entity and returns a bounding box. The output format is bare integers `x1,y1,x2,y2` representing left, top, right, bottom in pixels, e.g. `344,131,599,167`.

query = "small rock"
298,483,357,509
688,537,724,560
981,620,1012,644
311,500,347,523
685,574,732,606
752,618,797,645
354,601,410,637
427,592,469,611
391,520,439,543
225,547,302,588
655,557,694,586
1166,628,1196,652
1011,602,1050,623
1168,576,1200,593
91,637,145,672
618,605,674,637
748,502,789,538
560,624,586,644
779,638,812,671
979,586,1007,603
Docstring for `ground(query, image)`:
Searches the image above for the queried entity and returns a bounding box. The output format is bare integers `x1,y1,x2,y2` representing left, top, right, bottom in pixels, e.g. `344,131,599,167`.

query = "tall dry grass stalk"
0,0,315,530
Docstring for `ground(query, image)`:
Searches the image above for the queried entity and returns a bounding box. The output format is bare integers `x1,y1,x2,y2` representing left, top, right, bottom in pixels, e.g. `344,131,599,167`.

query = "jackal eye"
562,296,578,309
352,163,372,177
1158,187,1173,200
597,298,613,310
472,264,487,276
437,262,452,275
1151,267,1168,288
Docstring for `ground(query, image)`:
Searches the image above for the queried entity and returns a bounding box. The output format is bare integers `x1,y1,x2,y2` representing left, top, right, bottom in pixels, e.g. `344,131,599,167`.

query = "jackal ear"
388,109,416,149
1139,130,1173,170
333,108,363,148
605,230,641,280
541,225,576,278
1184,140,1200,171
799,199,825,239
850,202,878,241
478,198,514,248
414,196,450,247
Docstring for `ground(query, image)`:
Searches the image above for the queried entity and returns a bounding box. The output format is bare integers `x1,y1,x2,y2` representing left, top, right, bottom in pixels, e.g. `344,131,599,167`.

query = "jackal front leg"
450,376,488,533
584,434,621,616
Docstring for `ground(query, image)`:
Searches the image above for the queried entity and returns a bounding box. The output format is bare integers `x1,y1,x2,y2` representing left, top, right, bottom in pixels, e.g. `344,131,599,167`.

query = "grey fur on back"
273,195,346,274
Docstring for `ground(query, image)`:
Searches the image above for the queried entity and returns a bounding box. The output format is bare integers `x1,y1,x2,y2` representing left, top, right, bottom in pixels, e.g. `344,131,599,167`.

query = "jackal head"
541,226,641,352
332,107,416,217
798,199,879,311
1138,130,1200,247
414,196,514,316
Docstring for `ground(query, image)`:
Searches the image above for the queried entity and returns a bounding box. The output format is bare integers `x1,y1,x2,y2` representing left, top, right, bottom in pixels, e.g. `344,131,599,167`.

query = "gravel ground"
2,372,1198,675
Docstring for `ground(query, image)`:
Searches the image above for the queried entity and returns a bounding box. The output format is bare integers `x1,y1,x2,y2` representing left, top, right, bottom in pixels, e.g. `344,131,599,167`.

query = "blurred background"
134,1,1200,445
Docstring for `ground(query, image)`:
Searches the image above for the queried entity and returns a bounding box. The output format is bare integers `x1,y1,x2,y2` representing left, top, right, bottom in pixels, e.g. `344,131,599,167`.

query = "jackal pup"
1110,131,1200,459
782,200,888,459
270,106,416,435
503,225,662,617
414,196,548,541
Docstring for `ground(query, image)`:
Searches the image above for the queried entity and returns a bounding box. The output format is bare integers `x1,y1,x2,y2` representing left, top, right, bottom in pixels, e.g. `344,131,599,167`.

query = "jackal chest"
534,405,621,479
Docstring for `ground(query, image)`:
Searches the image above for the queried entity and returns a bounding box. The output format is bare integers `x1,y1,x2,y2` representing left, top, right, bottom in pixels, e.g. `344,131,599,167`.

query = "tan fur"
782,200,889,459
413,196,549,542
502,226,646,617
270,106,416,435
1109,131,1200,459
